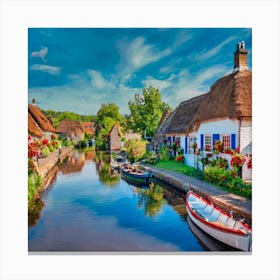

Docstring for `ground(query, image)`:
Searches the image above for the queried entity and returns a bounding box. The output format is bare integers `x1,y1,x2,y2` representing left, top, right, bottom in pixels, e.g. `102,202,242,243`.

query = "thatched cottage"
151,107,173,147
28,103,56,140
80,121,95,136
162,41,252,180
109,124,122,151
55,120,84,140
28,112,43,140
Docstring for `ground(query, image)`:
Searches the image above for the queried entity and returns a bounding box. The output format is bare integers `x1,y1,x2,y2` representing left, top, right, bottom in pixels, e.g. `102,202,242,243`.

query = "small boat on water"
110,155,128,172
186,191,252,251
120,164,150,185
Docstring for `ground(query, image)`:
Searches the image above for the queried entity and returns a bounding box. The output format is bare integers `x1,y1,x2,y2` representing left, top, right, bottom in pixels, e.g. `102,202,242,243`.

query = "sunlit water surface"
29,150,233,252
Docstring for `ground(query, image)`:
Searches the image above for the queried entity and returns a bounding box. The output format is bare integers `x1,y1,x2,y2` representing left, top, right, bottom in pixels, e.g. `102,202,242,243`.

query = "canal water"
28,150,234,252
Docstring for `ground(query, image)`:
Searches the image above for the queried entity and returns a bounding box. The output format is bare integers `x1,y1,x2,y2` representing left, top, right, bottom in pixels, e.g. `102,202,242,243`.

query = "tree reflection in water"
135,182,166,217
94,152,120,186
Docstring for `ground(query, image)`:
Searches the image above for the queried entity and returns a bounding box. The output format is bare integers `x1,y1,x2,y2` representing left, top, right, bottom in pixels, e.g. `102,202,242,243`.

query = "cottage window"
188,137,195,154
222,135,231,148
204,135,212,151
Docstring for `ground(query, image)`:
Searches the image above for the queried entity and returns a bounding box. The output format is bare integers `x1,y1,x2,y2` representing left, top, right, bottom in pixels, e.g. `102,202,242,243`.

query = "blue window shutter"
200,134,204,150
212,134,220,146
185,137,188,154
231,134,236,149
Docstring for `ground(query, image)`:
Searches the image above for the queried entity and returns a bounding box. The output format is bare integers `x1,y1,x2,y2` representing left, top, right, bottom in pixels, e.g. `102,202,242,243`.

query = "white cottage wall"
240,120,252,152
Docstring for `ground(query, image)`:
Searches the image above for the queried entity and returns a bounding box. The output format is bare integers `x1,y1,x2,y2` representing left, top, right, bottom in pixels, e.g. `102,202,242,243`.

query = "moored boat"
110,155,128,172
120,164,150,185
186,191,252,251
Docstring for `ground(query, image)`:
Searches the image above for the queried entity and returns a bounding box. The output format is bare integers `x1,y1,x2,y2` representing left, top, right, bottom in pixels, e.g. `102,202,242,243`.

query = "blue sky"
28,28,252,115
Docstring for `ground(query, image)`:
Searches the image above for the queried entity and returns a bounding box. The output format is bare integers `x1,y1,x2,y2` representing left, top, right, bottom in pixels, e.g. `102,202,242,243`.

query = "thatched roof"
28,104,55,132
193,69,252,124
80,122,95,134
151,108,173,145
55,120,84,137
164,69,252,136
28,113,43,138
164,94,206,135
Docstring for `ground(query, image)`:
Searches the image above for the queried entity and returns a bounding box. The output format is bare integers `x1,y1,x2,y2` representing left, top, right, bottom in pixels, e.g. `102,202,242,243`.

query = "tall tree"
95,103,124,126
95,103,124,150
127,86,170,137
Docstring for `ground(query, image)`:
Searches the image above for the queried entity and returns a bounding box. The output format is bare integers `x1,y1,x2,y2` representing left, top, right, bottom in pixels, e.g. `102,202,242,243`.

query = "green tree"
42,109,95,128
95,117,115,150
127,86,170,137
95,103,124,126
124,138,147,163
95,103,125,150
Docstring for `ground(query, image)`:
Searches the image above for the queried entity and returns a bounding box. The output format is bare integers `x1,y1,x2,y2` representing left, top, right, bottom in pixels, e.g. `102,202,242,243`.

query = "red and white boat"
186,191,252,251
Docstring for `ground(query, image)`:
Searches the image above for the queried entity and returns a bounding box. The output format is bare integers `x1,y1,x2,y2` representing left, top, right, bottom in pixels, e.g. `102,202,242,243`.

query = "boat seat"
225,218,236,229
197,204,214,217
205,209,221,222
216,214,229,225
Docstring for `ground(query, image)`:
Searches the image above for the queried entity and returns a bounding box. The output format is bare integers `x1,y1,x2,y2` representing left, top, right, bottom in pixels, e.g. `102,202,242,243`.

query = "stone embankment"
37,147,74,188
144,165,252,224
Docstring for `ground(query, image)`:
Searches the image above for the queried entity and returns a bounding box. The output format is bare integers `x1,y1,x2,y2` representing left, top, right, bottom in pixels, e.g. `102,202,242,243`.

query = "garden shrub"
204,166,251,199
41,147,50,157
124,139,147,163
142,151,158,165
175,155,184,163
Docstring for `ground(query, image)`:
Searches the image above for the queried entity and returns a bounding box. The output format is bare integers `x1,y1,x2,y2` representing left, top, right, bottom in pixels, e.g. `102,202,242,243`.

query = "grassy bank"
155,161,251,199
28,172,43,226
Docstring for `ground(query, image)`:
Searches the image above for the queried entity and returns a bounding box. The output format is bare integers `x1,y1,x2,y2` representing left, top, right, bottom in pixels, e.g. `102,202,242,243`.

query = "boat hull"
121,168,149,185
186,192,251,252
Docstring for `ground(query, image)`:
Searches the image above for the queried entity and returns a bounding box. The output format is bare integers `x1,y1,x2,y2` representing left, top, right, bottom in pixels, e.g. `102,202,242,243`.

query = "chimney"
233,41,248,72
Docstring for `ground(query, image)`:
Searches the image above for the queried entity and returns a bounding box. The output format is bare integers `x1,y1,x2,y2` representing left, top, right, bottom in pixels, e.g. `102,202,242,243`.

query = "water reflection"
59,151,85,174
29,150,235,251
134,182,166,217
94,152,120,186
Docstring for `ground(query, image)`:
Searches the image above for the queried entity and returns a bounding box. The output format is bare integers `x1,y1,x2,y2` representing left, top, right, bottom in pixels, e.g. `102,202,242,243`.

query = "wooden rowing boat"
186,191,252,251
120,164,150,185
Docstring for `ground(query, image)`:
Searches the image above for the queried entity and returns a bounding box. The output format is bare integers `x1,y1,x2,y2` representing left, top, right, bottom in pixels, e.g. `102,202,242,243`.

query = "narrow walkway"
38,147,74,178
144,165,252,223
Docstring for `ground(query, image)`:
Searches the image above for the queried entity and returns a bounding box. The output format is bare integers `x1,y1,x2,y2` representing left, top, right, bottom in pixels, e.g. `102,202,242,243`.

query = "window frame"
188,137,195,154
222,134,231,149
204,134,212,151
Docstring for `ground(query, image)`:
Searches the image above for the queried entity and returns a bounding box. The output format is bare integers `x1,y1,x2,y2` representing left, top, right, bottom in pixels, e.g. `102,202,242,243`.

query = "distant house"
80,121,95,136
160,41,252,180
109,124,122,151
28,112,43,140
55,120,84,140
28,104,56,140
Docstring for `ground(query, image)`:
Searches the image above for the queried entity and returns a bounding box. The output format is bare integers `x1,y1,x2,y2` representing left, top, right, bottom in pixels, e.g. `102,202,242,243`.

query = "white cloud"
29,69,141,115
192,35,238,61
117,37,171,83
148,65,228,109
30,64,61,75
30,47,48,62
141,76,173,91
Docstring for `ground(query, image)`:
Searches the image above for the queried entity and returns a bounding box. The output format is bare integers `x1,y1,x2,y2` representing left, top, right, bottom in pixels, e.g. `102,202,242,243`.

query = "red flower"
176,155,184,162
235,147,240,154
42,139,48,145
230,154,245,168
224,148,234,155
205,144,211,151
28,143,40,158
